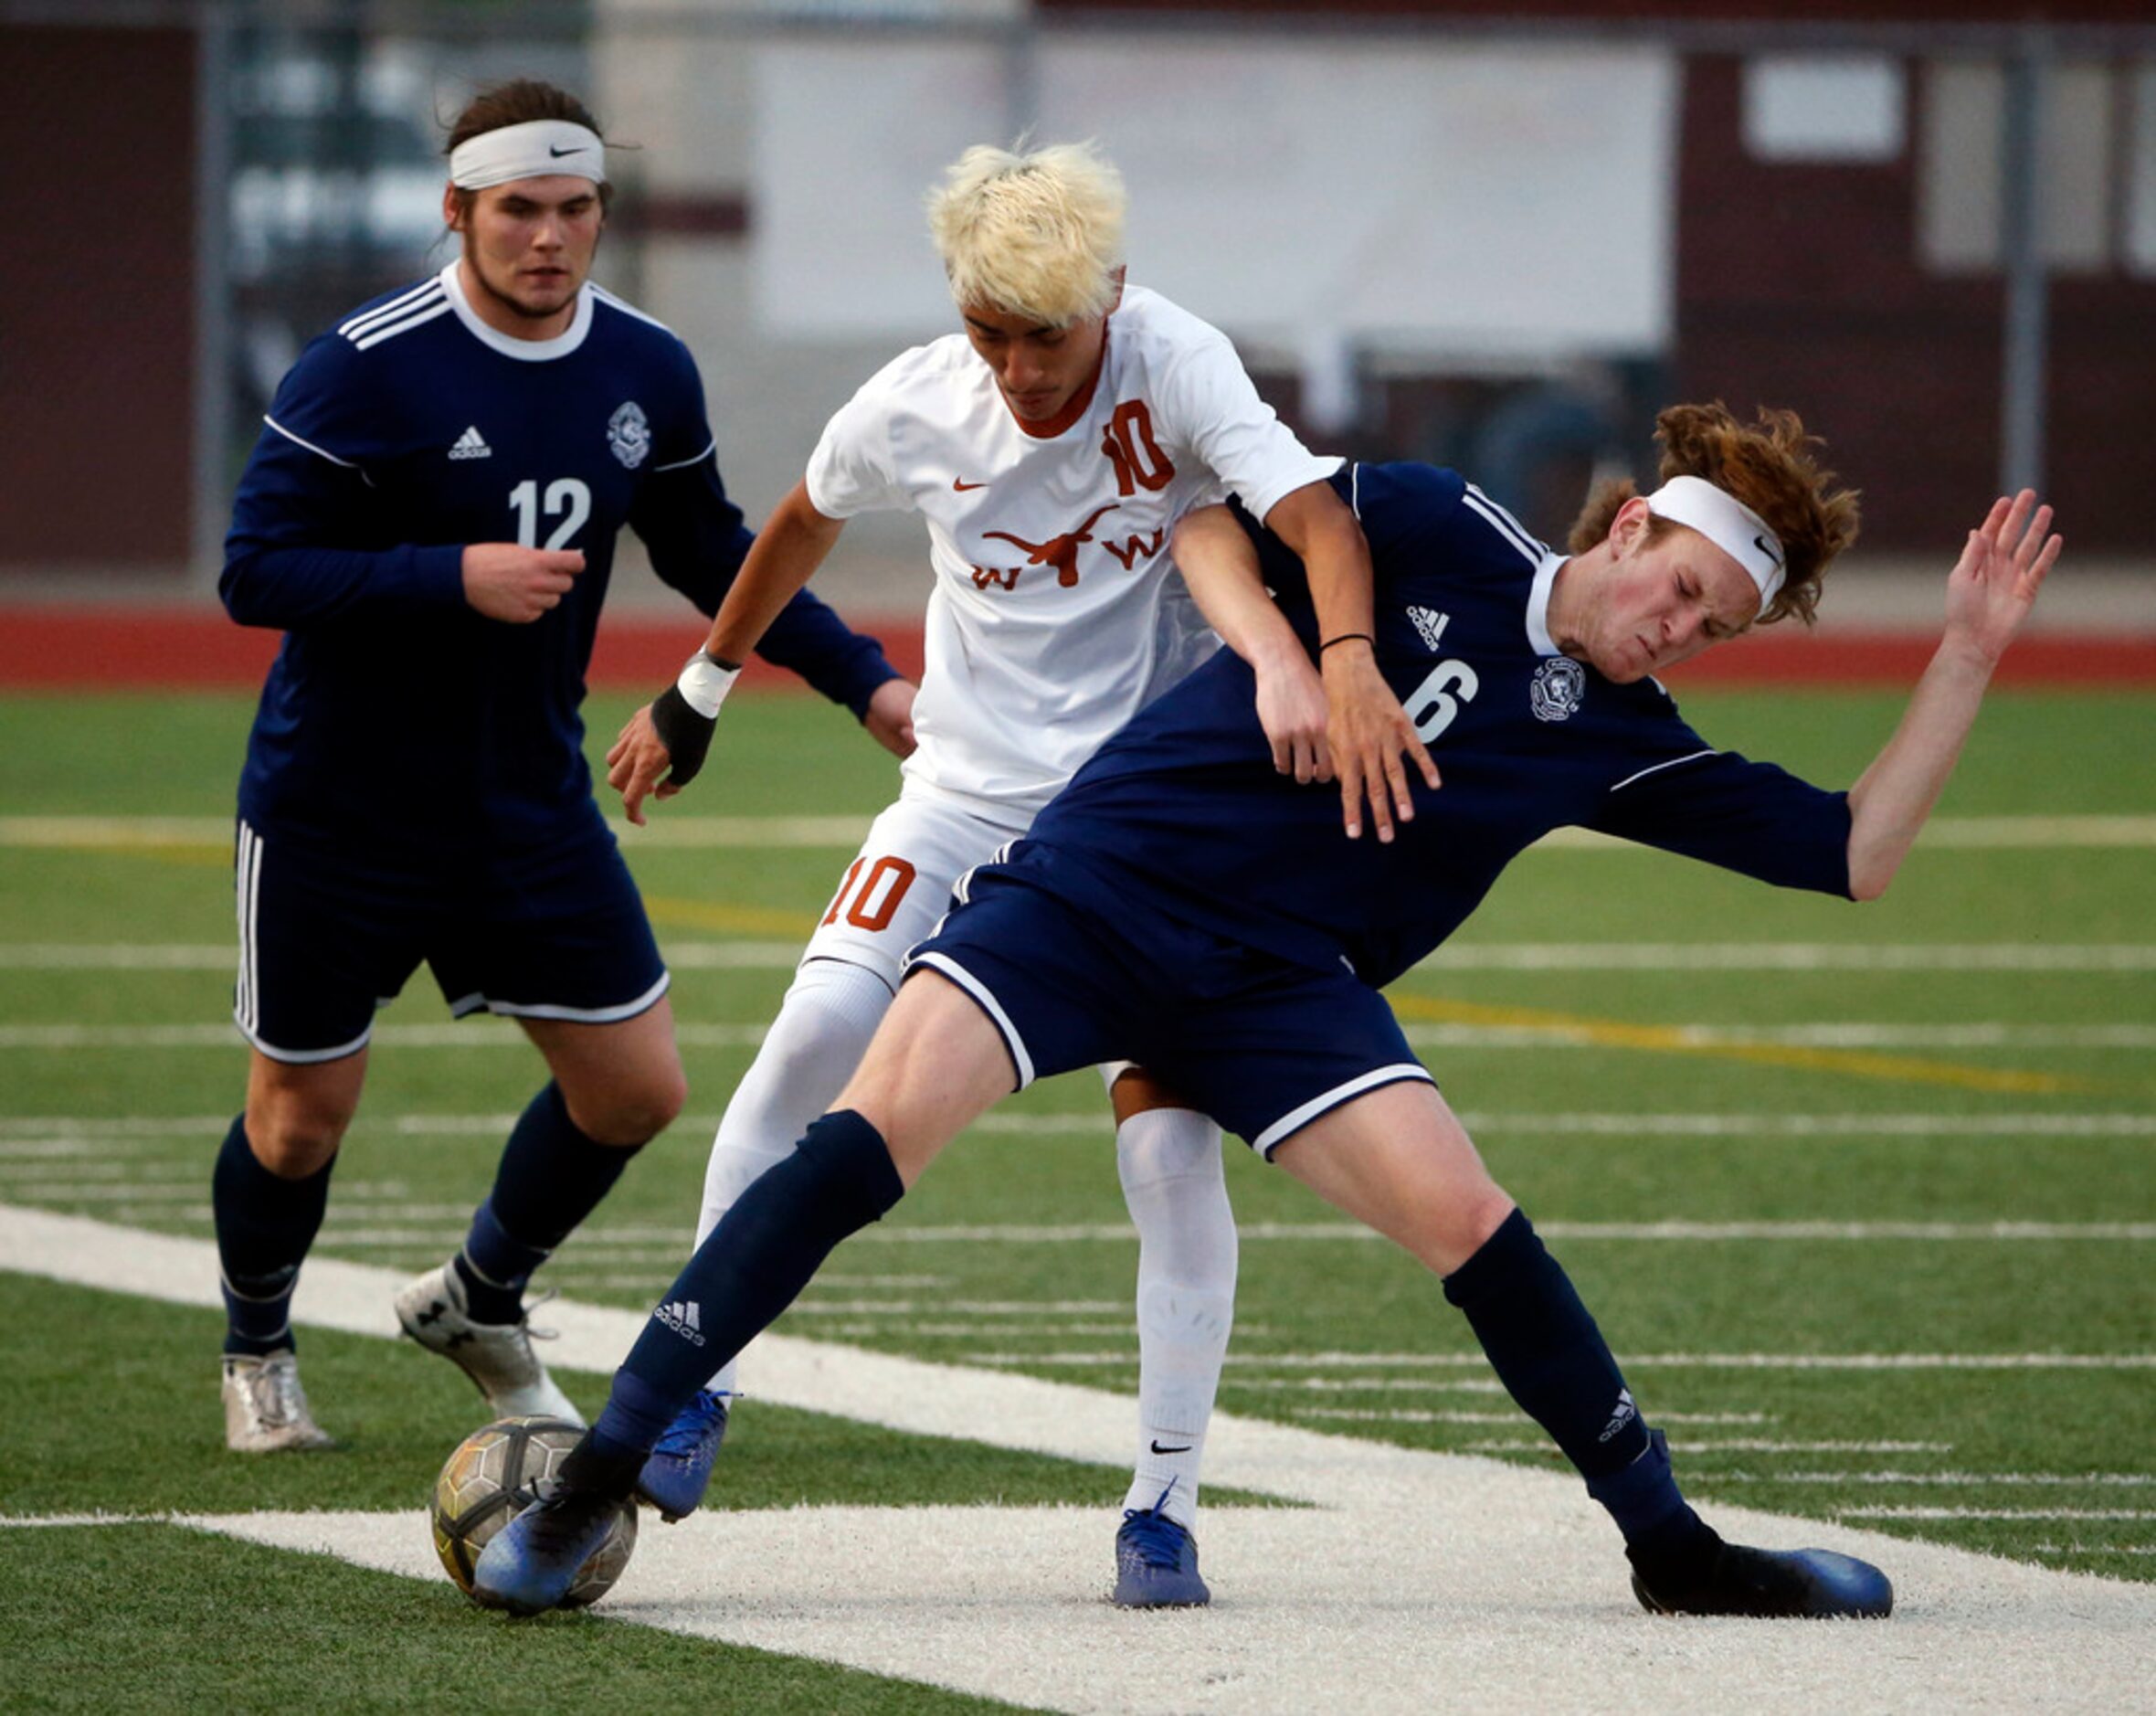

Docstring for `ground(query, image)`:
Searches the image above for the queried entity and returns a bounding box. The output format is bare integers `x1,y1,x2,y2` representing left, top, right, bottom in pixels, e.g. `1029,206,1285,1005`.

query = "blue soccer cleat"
1114,1498,1210,1609
1630,1530,1893,1619
634,1388,729,1523
471,1479,629,1617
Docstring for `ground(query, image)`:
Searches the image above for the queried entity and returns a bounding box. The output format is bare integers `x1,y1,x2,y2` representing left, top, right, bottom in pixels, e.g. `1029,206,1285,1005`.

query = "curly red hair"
1567,403,1861,627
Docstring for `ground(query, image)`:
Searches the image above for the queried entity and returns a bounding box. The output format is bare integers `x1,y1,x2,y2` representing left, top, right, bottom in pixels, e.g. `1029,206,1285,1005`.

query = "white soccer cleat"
393,1263,584,1425
221,1350,336,1453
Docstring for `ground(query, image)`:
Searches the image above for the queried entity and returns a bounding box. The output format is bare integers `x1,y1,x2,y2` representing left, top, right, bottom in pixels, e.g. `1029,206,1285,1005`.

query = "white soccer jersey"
806,285,1339,817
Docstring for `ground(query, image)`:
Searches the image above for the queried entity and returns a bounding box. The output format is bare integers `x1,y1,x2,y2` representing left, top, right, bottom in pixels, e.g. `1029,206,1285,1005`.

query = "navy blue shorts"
906,871,1431,1158
232,818,667,1064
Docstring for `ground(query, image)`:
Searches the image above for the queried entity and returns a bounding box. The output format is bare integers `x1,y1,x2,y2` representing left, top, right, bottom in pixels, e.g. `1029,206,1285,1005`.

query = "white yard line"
9,812,2155,850
1459,1438,1955,1455
11,1014,2156,1054
1718,1472,2156,1487
1290,1408,1772,1426
835,1220,2156,1243
1421,943,2156,971
979,1351,2156,1372
12,938,2156,980
5,1200,2153,1714
1842,1508,2156,1522
5,1109,2151,1146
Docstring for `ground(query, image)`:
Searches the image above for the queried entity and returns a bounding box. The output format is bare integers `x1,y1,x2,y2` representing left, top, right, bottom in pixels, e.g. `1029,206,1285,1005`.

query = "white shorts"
800,794,1030,992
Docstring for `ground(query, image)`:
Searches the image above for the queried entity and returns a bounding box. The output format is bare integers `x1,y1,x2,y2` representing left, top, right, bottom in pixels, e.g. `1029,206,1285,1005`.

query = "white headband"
1643,474,1787,617
449,121,606,190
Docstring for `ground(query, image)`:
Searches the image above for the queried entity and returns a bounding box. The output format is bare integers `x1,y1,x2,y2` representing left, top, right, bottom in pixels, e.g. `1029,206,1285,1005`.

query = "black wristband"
650,683,717,788
1319,632,1375,654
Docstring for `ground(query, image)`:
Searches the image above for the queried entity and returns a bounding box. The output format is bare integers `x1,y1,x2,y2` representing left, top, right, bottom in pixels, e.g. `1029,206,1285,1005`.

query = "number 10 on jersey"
821,854,918,933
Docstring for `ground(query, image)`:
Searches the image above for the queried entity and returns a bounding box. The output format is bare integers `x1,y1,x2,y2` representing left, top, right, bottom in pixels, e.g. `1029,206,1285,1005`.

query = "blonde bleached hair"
1567,402,1862,628
926,142,1126,327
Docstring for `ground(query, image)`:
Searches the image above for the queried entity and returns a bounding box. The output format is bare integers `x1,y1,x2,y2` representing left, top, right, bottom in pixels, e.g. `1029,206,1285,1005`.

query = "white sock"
692,957,893,1395
1115,1104,1237,1531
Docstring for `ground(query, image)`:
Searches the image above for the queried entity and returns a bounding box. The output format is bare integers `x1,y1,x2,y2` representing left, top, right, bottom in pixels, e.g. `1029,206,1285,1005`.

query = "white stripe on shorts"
235,1013,373,1066
911,952,1034,1088
1252,1063,1434,1159
233,821,259,1035
449,968,671,1026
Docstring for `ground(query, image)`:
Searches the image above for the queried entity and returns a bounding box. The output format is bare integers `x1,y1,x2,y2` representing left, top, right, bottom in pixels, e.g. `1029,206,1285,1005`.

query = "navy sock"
590,1110,904,1459
213,1114,335,1357
1443,1209,1707,1555
1443,1207,1654,1480
455,1083,639,1324
1589,1426,1708,1564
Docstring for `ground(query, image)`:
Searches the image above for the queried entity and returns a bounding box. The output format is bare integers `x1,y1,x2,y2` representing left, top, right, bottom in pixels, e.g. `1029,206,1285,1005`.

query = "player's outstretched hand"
1943,490,2061,666
461,543,586,623
1252,643,1332,784
607,703,679,827
1322,641,1441,842
863,678,920,759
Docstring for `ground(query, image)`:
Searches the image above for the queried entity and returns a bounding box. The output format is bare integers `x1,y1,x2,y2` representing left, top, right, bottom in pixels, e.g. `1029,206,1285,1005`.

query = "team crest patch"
1530,656,1586,723
608,401,650,470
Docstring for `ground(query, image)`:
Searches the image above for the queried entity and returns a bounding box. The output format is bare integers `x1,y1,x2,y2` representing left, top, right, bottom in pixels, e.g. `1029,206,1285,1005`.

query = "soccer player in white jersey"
606,141,1430,1605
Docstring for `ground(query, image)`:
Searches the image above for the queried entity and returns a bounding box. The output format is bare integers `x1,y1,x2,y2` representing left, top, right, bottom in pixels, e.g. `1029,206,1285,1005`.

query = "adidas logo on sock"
447,425,491,461
655,1298,706,1347
1598,1386,1638,1443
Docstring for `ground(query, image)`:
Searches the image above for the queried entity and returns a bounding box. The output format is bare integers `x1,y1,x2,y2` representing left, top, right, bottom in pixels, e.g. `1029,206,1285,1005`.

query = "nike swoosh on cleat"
1149,1440,1192,1455
952,479,988,491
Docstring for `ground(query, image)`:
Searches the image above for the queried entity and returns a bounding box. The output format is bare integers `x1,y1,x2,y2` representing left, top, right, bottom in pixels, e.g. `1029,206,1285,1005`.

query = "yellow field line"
1388,991,2079,1095
643,895,819,938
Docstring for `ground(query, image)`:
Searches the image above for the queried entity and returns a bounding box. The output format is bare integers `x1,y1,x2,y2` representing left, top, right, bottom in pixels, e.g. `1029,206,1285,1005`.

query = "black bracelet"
1319,632,1375,654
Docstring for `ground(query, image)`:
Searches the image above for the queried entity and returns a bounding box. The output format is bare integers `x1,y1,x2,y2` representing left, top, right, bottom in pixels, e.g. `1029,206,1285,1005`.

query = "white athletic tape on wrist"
676,651,740,719
1643,475,1787,617
448,122,606,190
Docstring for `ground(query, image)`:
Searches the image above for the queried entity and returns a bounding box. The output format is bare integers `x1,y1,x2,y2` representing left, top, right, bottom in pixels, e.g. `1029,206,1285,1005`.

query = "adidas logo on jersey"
447,426,491,461
1407,606,1451,651
655,1298,706,1347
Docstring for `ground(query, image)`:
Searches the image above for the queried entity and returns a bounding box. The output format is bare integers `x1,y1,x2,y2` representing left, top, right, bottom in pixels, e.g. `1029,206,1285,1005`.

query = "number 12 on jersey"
509,478,592,550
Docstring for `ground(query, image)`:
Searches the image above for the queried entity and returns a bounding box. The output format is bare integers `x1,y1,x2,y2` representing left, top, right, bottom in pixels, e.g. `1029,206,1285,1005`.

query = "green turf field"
2,687,2151,1707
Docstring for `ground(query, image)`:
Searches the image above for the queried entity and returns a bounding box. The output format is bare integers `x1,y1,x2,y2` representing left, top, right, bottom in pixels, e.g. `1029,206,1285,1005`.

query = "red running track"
0,607,2149,690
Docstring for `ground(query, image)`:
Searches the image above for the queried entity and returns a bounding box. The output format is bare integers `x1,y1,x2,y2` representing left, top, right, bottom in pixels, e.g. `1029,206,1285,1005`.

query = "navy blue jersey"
224,265,895,860
1009,461,1853,989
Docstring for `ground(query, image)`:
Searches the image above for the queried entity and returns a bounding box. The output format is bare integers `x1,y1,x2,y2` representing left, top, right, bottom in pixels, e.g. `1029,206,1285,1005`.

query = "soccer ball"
430,1415,637,1607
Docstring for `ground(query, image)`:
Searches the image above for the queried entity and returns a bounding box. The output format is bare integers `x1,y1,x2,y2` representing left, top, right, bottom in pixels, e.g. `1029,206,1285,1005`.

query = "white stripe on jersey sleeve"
350,298,456,352
1462,483,1547,566
261,416,358,470
1608,748,1719,794
652,439,716,473
338,279,443,339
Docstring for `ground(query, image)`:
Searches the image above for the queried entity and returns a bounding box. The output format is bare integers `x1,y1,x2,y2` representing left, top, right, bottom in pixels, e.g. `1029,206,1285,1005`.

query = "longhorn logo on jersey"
1530,656,1586,723
608,401,650,470
979,503,1123,589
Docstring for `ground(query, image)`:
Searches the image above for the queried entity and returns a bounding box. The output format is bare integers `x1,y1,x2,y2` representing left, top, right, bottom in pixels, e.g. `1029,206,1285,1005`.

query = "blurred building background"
5,0,2154,616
